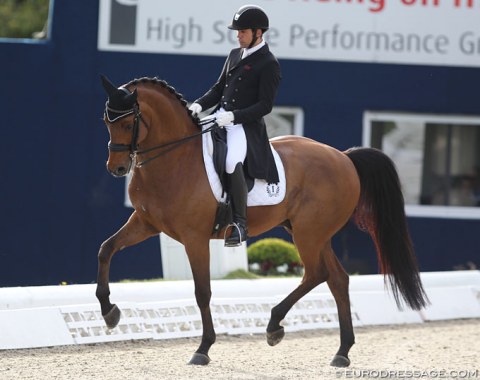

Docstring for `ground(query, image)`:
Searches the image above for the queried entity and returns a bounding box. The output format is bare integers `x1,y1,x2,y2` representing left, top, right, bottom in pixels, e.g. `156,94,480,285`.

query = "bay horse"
97,76,428,367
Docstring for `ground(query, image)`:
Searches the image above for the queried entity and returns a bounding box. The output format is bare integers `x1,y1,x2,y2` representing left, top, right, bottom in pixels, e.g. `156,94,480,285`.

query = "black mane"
125,77,199,125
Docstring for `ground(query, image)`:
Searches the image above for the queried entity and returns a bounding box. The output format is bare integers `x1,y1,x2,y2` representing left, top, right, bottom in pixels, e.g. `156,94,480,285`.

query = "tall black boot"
225,163,248,247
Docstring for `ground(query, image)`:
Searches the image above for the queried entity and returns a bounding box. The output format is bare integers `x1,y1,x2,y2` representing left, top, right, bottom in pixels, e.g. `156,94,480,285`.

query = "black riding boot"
225,163,248,247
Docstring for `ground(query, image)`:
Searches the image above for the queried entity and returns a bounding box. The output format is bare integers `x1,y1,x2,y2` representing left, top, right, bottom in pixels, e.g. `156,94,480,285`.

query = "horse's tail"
345,147,429,310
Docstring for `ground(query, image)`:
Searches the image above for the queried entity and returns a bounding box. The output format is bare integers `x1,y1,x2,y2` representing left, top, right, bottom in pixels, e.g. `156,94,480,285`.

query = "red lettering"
288,0,385,12
401,0,440,6
454,0,474,7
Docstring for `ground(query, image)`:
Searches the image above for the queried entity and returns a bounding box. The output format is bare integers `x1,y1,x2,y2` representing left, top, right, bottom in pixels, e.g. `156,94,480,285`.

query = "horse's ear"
100,74,118,97
126,88,138,103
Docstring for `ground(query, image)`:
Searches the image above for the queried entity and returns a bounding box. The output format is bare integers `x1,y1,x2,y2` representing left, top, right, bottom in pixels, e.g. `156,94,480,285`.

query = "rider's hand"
216,111,234,127
188,103,202,117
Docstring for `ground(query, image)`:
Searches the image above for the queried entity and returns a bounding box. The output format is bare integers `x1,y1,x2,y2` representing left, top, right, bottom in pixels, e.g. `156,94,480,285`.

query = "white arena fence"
0,271,478,349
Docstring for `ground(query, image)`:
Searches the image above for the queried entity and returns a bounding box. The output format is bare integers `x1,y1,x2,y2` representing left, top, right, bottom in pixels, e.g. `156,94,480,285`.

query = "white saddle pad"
202,123,286,206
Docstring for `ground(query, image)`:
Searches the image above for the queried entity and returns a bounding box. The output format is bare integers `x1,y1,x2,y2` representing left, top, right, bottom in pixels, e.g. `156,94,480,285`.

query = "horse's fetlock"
270,304,281,319
206,333,216,346
95,286,110,301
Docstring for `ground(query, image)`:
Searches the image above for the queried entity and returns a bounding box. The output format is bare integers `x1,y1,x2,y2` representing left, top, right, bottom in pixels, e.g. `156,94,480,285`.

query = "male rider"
189,5,281,247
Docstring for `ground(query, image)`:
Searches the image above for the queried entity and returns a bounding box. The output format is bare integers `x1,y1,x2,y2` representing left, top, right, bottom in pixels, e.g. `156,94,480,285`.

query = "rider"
189,5,281,247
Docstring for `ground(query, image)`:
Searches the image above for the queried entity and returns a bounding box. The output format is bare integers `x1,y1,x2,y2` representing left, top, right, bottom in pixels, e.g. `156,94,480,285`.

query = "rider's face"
237,29,261,48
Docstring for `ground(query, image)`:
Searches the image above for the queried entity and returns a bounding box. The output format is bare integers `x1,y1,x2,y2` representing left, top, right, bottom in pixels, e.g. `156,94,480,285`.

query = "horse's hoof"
266,327,285,346
188,353,211,365
103,304,121,329
330,355,351,367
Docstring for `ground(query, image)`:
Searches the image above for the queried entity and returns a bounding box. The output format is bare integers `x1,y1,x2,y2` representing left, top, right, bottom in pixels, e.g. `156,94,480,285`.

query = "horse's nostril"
107,160,131,177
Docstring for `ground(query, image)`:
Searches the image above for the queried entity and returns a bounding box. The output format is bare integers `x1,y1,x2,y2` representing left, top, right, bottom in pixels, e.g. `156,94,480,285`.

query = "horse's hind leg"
325,251,355,367
267,238,355,367
266,238,330,346
96,211,156,328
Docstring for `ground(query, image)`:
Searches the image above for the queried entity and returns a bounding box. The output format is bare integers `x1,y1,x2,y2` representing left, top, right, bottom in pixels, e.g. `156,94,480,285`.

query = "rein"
135,119,217,167
106,103,218,168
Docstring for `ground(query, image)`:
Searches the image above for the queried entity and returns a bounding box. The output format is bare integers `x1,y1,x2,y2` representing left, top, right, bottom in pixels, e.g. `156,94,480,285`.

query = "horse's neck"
131,116,204,193
129,87,206,205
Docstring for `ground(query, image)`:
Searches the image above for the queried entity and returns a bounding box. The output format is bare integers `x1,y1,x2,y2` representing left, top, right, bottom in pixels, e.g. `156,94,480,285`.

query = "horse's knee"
194,288,212,309
98,239,115,264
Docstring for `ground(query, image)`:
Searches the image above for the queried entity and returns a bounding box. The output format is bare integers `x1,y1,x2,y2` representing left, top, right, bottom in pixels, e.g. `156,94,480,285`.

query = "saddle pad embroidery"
202,125,286,206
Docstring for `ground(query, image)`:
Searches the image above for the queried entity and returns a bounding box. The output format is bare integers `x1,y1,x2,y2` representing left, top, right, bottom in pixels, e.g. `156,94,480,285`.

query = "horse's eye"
124,124,133,131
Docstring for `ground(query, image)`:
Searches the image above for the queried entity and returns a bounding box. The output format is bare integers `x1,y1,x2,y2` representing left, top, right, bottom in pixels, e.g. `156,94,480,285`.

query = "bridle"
105,101,218,168
105,102,143,154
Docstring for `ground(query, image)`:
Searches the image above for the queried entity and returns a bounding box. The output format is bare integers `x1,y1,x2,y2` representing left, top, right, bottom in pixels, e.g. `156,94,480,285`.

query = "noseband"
105,101,144,155
105,102,218,168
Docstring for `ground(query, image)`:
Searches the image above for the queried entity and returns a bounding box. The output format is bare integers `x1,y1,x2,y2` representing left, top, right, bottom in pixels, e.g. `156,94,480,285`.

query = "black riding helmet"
228,5,269,32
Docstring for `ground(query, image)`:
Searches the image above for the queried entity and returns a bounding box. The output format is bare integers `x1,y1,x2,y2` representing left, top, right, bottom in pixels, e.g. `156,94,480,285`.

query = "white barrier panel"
349,291,424,325
0,308,74,349
419,286,480,321
56,293,358,346
0,271,478,349
420,271,480,288
4,271,477,311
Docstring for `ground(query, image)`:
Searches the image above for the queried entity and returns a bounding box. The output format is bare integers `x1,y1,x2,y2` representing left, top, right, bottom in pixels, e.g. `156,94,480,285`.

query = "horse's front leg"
96,211,156,328
184,238,216,365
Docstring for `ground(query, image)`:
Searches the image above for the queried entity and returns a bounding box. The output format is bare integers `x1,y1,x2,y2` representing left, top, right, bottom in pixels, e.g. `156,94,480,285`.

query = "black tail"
345,147,429,310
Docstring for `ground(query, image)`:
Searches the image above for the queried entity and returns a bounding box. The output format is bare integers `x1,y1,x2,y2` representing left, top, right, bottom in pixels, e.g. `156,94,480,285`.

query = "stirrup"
224,223,246,247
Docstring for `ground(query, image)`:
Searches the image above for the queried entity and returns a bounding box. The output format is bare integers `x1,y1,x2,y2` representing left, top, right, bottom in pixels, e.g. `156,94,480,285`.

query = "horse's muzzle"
106,160,132,177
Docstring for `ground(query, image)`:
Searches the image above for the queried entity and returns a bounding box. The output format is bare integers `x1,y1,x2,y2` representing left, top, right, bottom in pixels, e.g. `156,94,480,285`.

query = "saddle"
201,121,286,235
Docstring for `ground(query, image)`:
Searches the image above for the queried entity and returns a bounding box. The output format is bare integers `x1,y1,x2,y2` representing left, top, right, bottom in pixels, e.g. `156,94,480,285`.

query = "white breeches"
225,123,247,174
216,108,247,174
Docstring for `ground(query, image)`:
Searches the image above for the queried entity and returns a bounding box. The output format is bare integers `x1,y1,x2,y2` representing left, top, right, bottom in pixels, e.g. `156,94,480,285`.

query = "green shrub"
222,269,261,279
247,238,303,275
0,0,50,39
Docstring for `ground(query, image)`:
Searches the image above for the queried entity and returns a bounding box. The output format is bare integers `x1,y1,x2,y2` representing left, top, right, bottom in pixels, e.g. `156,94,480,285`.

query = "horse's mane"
125,77,199,125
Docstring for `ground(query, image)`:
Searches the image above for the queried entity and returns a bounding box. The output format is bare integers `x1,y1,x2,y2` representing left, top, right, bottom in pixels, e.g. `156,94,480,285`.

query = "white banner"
98,0,480,67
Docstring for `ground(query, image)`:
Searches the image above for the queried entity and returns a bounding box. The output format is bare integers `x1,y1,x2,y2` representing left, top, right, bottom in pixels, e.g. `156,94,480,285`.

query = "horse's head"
101,75,202,177
101,75,146,177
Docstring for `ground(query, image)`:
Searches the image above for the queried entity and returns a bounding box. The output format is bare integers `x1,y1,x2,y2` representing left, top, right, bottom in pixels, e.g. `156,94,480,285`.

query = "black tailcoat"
195,44,281,184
